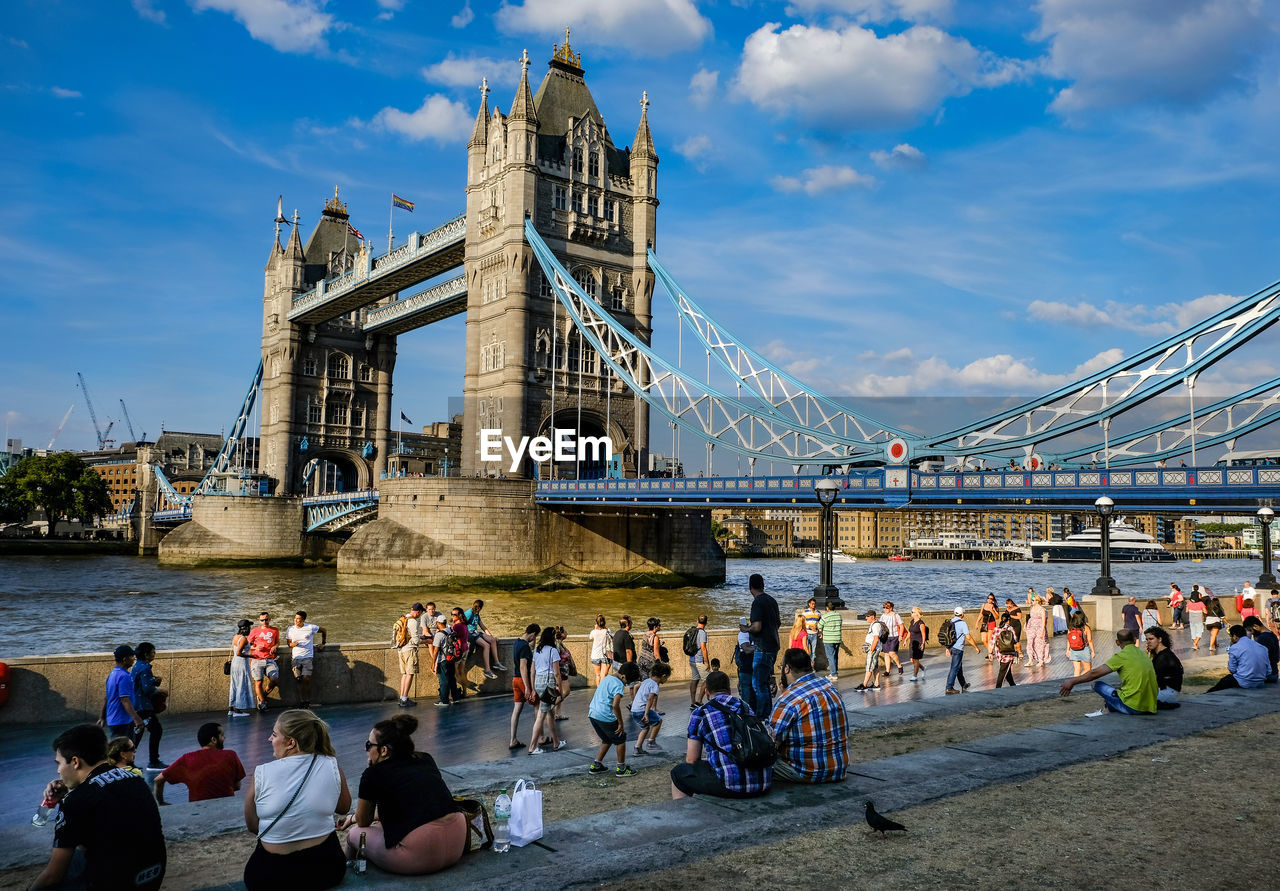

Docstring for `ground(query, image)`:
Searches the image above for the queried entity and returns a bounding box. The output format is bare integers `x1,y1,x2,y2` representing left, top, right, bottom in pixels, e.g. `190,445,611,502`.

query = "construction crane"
48,404,75,450
76,372,114,450
119,399,146,443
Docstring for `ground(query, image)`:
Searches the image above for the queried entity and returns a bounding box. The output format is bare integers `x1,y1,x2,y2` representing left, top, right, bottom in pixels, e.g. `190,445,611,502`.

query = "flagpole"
397,412,403,475
388,195,394,253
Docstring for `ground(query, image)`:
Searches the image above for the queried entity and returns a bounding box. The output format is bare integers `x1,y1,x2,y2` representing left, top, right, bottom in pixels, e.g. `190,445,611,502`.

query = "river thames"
0,554,1266,658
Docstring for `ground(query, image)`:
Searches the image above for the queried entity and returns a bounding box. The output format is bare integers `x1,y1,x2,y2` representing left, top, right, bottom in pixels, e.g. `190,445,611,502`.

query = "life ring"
0,662,9,708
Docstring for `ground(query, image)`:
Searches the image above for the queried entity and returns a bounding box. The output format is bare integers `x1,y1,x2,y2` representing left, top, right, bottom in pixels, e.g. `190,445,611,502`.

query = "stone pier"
157,494,318,566
337,477,725,587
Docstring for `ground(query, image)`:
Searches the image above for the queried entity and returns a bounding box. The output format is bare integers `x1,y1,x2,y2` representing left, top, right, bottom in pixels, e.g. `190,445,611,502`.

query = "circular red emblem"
890,443,904,459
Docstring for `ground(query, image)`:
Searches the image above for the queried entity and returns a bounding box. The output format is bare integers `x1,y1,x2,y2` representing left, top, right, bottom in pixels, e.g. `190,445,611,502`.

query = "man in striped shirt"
769,647,848,783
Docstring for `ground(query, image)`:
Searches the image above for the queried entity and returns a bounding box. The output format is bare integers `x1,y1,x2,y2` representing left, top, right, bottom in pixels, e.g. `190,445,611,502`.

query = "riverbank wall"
0,539,135,557
0,601,1166,726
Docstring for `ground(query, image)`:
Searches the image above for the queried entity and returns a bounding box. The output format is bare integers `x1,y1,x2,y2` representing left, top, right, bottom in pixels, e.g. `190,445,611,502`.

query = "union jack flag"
347,223,364,240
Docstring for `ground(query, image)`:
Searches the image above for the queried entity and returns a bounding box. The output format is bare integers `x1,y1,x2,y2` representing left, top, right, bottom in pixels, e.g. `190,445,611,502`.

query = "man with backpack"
942,607,983,695
429,615,463,708
685,615,710,710
395,602,425,708
855,609,887,692
670,670,773,800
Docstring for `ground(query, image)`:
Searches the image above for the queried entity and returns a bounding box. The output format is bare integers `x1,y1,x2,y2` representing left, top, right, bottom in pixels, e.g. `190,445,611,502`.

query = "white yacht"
802,552,856,564
1029,520,1175,563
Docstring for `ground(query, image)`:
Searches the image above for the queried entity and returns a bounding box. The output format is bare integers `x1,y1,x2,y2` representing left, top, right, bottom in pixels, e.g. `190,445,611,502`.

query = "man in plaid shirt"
769,648,848,783
670,671,772,799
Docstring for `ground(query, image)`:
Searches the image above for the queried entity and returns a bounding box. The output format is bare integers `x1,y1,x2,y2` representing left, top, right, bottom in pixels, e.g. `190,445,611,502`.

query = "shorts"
1068,647,1091,663
589,716,627,745
884,636,900,654
512,677,528,702
689,660,705,682
291,657,314,678
630,709,662,727
591,657,610,666
670,760,759,799
398,647,419,675
250,659,279,682
909,640,924,661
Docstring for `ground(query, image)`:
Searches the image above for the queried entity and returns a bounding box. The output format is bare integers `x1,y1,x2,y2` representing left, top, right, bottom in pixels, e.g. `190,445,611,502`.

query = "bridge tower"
259,192,394,495
461,34,657,478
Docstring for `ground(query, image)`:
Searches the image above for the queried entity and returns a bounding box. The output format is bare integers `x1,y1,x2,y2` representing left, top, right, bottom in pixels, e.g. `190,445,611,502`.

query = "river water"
0,554,1264,658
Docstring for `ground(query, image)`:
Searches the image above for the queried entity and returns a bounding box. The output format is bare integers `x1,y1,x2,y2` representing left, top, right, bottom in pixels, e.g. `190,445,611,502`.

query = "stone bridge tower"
461,34,657,478
259,193,395,495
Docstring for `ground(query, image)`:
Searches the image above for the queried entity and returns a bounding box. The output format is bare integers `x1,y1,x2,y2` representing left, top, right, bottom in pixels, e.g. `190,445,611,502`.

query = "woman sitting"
340,714,466,875
1144,625,1183,710
243,709,352,891
106,736,142,777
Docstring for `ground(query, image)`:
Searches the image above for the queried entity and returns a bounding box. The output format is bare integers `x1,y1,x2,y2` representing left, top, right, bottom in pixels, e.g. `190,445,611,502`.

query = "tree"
0,454,111,536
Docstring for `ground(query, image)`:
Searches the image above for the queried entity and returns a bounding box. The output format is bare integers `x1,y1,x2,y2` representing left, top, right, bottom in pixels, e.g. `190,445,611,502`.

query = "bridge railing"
537,471,885,500
364,273,467,330
301,489,379,506
911,466,1279,491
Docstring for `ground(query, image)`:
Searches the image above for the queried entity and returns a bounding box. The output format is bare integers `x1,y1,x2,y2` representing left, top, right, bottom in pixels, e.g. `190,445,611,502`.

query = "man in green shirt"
817,600,844,680
1059,629,1157,714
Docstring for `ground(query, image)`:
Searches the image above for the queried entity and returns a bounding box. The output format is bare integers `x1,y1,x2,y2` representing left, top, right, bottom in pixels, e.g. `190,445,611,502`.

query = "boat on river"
802,552,856,564
888,553,914,562
1029,521,1176,563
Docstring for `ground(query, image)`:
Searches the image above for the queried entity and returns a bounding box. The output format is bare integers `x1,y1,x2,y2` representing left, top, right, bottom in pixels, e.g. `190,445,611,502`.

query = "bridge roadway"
286,213,465,327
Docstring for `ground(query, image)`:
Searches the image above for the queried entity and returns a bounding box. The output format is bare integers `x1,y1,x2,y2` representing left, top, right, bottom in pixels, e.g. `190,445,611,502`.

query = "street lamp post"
1257,506,1276,590
813,478,846,610
1090,496,1120,598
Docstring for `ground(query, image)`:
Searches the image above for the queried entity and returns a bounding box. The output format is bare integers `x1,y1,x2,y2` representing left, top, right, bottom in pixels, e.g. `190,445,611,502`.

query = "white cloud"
375,0,404,20
871,142,926,169
50,87,82,99
772,164,876,195
370,94,473,144
132,0,166,24
689,68,719,108
676,134,717,171
1034,0,1271,114
423,54,520,89
495,0,712,55
189,0,334,54
784,0,953,23
451,2,474,28
735,22,1025,127
847,348,1126,396
1028,292,1240,336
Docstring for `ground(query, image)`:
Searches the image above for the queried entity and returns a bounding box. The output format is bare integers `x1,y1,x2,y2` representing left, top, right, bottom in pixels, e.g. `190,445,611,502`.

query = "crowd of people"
26,575,1280,887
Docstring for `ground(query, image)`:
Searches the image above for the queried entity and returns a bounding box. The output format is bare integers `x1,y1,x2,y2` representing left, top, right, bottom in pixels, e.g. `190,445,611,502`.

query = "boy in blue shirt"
588,662,639,777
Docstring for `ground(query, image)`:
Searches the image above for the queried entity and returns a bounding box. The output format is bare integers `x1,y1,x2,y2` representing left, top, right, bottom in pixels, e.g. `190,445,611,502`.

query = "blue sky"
3,0,1280,455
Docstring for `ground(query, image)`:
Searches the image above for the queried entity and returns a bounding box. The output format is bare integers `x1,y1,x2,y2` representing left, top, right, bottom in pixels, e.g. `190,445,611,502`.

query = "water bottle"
493,788,511,853
31,805,51,827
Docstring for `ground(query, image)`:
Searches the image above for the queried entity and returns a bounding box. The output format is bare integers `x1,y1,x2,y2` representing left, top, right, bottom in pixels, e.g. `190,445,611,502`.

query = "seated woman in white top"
243,709,352,891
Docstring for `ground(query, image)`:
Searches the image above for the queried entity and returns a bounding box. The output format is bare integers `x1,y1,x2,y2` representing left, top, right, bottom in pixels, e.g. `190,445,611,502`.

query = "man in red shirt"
153,723,245,804
247,611,280,711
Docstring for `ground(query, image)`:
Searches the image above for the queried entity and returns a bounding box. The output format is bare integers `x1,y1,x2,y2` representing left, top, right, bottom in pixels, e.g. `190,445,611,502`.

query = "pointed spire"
509,48,538,123
469,77,490,147
272,195,287,252
283,208,305,263
632,90,655,160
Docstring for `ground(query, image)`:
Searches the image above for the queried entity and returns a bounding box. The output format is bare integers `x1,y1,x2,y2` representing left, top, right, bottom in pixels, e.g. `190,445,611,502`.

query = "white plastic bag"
509,777,543,847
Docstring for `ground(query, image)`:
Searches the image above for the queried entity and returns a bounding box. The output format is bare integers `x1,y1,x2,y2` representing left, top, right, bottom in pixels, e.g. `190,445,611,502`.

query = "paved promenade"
0,627,1262,888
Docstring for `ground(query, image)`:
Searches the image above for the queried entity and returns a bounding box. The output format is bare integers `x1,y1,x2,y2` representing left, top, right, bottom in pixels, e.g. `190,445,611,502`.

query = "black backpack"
938,619,958,649
995,627,1016,655
703,699,777,769
683,625,701,657
876,621,889,644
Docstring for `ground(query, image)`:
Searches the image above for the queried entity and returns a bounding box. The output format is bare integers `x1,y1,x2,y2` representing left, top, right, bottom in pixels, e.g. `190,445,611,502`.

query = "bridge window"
538,271,554,299
359,364,373,382
573,147,583,173
351,404,364,427
573,267,597,300
603,199,615,222
611,286,625,312
589,151,600,178
327,353,349,380
481,338,506,373
303,356,317,376
572,190,584,214
328,403,348,425
307,398,321,424
554,186,567,211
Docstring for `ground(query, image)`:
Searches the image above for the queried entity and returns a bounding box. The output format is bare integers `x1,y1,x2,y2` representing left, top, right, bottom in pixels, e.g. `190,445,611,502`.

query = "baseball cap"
739,616,749,626
953,607,964,616
113,645,136,661
435,615,448,625
411,602,425,611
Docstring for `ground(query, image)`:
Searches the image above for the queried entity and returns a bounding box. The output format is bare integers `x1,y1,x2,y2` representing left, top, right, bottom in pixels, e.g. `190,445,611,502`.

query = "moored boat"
1029,520,1175,563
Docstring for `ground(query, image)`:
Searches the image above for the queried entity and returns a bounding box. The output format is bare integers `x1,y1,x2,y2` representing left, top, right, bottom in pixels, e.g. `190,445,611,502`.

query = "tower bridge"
146,35,1280,585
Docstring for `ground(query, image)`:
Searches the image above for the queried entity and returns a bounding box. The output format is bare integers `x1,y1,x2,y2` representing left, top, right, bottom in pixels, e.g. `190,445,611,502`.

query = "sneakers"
492,663,508,672
854,683,867,692
961,683,971,690
946,688,960,695
588,761,608,774
908,676,918,683
898,667,903,675
689,703,699,711
555,740,568,751
867,684,880,690
256,702,267,712
398,698,416,708
826,673,838,681
616,765,637,777
483,670,498,680
434,701,450,708
645,740,661,750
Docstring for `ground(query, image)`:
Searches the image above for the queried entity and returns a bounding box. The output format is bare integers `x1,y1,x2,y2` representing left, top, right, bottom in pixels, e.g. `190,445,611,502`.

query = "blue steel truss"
303,490,379,532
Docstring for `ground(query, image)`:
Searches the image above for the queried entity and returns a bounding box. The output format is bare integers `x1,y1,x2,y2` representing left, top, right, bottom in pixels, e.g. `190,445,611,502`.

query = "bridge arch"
299,448,370,494
531,408,625,480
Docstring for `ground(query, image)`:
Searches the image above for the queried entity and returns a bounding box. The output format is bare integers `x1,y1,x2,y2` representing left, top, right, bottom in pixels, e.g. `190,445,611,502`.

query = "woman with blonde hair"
588,614,613,684
788,611,807,652
243,709,352,890
106,736,142,777
907,606,928,681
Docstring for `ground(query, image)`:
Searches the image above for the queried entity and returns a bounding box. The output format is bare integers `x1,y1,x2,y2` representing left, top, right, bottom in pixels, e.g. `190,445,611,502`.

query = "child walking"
630,661,671,756
588,662,639,777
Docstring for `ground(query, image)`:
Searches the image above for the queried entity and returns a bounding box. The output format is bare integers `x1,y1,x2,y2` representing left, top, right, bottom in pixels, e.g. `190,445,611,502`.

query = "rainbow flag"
1064,590,1080,612
392,194,414,212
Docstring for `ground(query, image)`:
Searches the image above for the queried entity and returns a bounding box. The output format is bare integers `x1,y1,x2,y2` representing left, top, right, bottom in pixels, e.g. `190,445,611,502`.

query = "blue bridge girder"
302,489,380,532
535,465,1280,513
287,214,465,327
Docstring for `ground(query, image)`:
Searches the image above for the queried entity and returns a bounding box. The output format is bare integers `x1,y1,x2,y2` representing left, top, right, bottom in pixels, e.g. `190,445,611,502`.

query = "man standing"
286,610,326,708
1120,596,1142,635
687,615,710,710
739,573,781,716
881,602,904,676
944,607,983,694
431,615,457,708
509,623,540,746
153,723,245,804
103,645,145,742
769,648,847,784
817,600,843,680
1206,625,1271,692
613,616,636,667
856,610,884,692
29,724,165,890
802,598,822,664
1060,629,1158,713
247,611,280,712
396,602,425,708
130,642,165,770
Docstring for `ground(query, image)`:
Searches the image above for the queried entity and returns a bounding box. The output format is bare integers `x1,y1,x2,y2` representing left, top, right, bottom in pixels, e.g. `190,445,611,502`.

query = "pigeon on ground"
865,800,907,837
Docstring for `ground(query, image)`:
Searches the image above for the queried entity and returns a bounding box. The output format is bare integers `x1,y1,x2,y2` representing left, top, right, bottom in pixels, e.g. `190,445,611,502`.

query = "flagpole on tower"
388,194,394,253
